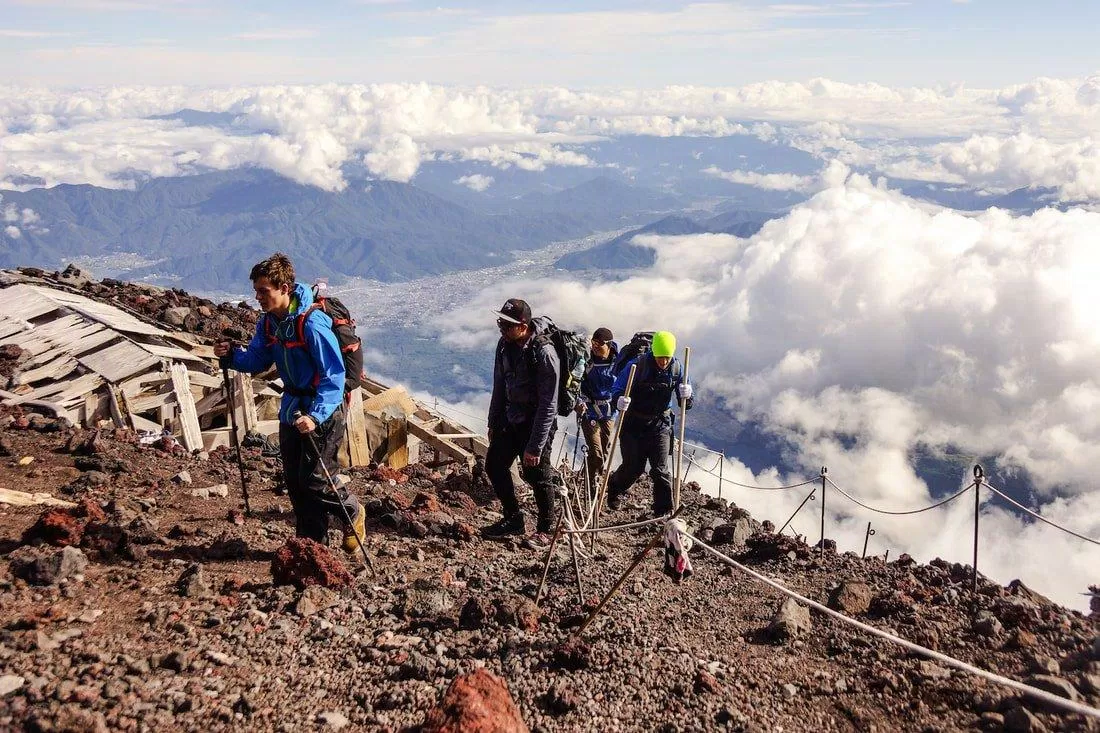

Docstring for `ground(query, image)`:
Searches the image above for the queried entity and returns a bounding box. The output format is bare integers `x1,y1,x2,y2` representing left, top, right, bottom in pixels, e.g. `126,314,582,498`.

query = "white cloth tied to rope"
663,518,693,582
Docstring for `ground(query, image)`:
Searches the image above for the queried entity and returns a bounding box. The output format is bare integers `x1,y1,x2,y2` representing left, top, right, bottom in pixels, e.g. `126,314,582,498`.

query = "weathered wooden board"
170,363,203,452
78,340,160,383
344,387,371,467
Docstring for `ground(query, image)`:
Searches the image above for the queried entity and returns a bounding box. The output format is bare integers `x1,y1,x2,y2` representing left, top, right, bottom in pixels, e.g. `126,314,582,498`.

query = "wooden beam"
343,387,371,468
383,407,409,470
169,363,203,452
406,418,476,466
231,370,257,438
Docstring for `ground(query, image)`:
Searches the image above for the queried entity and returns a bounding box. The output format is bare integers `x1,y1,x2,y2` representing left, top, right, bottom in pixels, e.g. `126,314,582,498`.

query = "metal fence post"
819,466,827,558
972,464,983,594
717,455,724,502
862,521,876,559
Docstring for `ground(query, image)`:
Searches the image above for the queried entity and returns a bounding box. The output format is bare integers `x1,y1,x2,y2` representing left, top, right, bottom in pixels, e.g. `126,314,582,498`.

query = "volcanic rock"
421,668,529,733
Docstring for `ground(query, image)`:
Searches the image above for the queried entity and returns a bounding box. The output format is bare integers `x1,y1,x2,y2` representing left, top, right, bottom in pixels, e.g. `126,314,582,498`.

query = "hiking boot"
606,490,625,511
535,515,557,535
342,504,366,553
482,513,526,538
524,532,554,550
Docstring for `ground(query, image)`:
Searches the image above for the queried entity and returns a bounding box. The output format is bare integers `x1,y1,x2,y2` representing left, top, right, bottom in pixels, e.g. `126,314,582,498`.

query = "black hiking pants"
279,406,360,542
607,417,673,516
486,420,559,530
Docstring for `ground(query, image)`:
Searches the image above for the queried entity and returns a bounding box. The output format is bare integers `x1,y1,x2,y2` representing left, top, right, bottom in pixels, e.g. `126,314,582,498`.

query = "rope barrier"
984,482,1100,547
684,453,817,491
825,477,975,516
563,515,668,535
684,532,1100,721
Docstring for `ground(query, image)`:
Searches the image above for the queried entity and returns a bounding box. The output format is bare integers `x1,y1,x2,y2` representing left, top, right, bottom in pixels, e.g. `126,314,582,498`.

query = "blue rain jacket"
580,341,618,421
226,282,345,426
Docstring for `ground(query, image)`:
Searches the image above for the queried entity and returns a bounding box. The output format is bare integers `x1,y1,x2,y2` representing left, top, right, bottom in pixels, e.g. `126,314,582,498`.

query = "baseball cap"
493,298,532,325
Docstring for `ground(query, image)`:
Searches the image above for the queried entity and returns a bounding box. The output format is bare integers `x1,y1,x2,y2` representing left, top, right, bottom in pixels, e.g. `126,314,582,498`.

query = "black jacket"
488,320,560,455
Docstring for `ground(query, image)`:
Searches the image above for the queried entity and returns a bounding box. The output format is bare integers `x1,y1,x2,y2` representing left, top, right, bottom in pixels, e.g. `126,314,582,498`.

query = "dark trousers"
581,417,613,496
607,419,673,515
279,407,360,542
486,420,559,528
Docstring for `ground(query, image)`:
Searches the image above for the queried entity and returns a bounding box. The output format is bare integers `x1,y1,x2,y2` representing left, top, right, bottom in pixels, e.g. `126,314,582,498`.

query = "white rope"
825,477,975,516
684,532,1100,721
984,482,1100,547
684,454,817,491
563,515,667,535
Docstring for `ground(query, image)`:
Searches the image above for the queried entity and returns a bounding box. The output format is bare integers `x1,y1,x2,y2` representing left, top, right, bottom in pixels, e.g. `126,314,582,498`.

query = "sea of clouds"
1,74,1099,200
436,164,1100,609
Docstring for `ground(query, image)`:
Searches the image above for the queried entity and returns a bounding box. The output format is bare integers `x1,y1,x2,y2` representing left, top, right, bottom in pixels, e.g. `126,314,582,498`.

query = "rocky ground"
0,410,1097,733
0,265,1098,732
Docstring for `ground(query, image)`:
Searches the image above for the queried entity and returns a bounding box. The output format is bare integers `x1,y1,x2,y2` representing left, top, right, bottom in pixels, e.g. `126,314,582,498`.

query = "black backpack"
262,288,365,394
529,316,589,417
612,331,654,377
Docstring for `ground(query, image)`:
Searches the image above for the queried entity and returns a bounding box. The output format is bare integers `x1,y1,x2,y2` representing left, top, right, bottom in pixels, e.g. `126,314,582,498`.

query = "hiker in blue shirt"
575,327,617,494
214,253,365,552
606,330,693,517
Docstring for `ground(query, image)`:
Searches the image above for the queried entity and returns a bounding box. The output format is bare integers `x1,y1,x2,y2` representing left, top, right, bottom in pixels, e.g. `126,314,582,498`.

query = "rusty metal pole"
862,521,876,559
717,454,724,502
778,489,815,535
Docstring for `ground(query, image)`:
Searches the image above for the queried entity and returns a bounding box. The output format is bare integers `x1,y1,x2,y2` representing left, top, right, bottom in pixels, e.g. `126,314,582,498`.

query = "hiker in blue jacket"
214,253,365,552
605,330,693,518
575,327,617,494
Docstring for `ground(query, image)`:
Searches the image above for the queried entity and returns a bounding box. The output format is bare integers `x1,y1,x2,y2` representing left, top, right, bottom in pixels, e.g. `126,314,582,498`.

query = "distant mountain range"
0,170,685,289
556,210,783,270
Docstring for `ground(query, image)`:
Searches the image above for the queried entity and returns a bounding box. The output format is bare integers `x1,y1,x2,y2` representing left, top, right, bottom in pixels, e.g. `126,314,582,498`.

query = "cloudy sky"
2,0,1098,87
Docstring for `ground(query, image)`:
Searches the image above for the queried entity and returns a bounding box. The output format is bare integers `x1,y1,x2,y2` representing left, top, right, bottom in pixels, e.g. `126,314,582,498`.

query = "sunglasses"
497,318,522,330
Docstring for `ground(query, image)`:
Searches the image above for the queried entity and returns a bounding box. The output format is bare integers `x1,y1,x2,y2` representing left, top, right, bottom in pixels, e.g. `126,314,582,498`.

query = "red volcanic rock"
270,537,353,589
421,668,529,733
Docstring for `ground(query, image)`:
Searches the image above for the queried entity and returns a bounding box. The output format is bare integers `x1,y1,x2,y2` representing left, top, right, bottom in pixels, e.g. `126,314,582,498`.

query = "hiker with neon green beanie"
605,330,693,517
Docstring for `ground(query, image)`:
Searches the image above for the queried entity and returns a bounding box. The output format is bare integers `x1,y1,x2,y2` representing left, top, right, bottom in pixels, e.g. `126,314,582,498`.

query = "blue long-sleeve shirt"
611,353,692,423
226,281,345,426
580,342,618,421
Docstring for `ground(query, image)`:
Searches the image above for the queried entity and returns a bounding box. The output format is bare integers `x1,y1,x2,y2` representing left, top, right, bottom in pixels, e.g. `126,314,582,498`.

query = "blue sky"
1,0,1097,87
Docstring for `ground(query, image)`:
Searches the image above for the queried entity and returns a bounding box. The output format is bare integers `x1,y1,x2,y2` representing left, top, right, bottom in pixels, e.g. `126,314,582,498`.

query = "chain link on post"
972,464,984,594
862,521,876,559
819,466,828,558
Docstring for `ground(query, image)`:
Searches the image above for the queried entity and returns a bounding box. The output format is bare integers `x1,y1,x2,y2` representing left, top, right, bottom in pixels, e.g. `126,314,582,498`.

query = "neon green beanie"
651,331,676,358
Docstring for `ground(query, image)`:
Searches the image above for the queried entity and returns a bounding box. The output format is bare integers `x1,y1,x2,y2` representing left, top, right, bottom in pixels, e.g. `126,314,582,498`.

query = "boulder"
1004,706,1046,733
401,578,453,618
711,517,753,547
270,538,353,589
828,581,873,615
176,563,210,598
768,598,811,641
422,668,529,733
11,546,88,585
973,610,1003,637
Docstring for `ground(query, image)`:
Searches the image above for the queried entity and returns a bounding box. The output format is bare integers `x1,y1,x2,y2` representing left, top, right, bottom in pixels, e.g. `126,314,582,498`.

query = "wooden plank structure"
0,272,488,471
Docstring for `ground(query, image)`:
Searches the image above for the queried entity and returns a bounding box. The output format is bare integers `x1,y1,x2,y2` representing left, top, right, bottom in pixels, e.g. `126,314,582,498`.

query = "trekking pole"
593,363,637,543
673,346,691,512
221,363,252,517
292,410,376,577
571,414,582,472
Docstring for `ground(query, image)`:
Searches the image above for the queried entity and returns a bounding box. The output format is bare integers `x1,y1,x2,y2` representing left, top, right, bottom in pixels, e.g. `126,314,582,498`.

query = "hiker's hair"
250,253,295,288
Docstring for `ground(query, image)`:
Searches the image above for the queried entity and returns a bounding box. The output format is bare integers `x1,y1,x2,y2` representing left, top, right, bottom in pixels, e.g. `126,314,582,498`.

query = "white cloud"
4,225,20,238
454,173,494,191
438,170,1100,608
703,165,819,192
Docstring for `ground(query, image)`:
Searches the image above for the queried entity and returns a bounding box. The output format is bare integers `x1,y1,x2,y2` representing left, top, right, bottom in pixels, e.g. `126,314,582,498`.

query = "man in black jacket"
483,298,561,538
